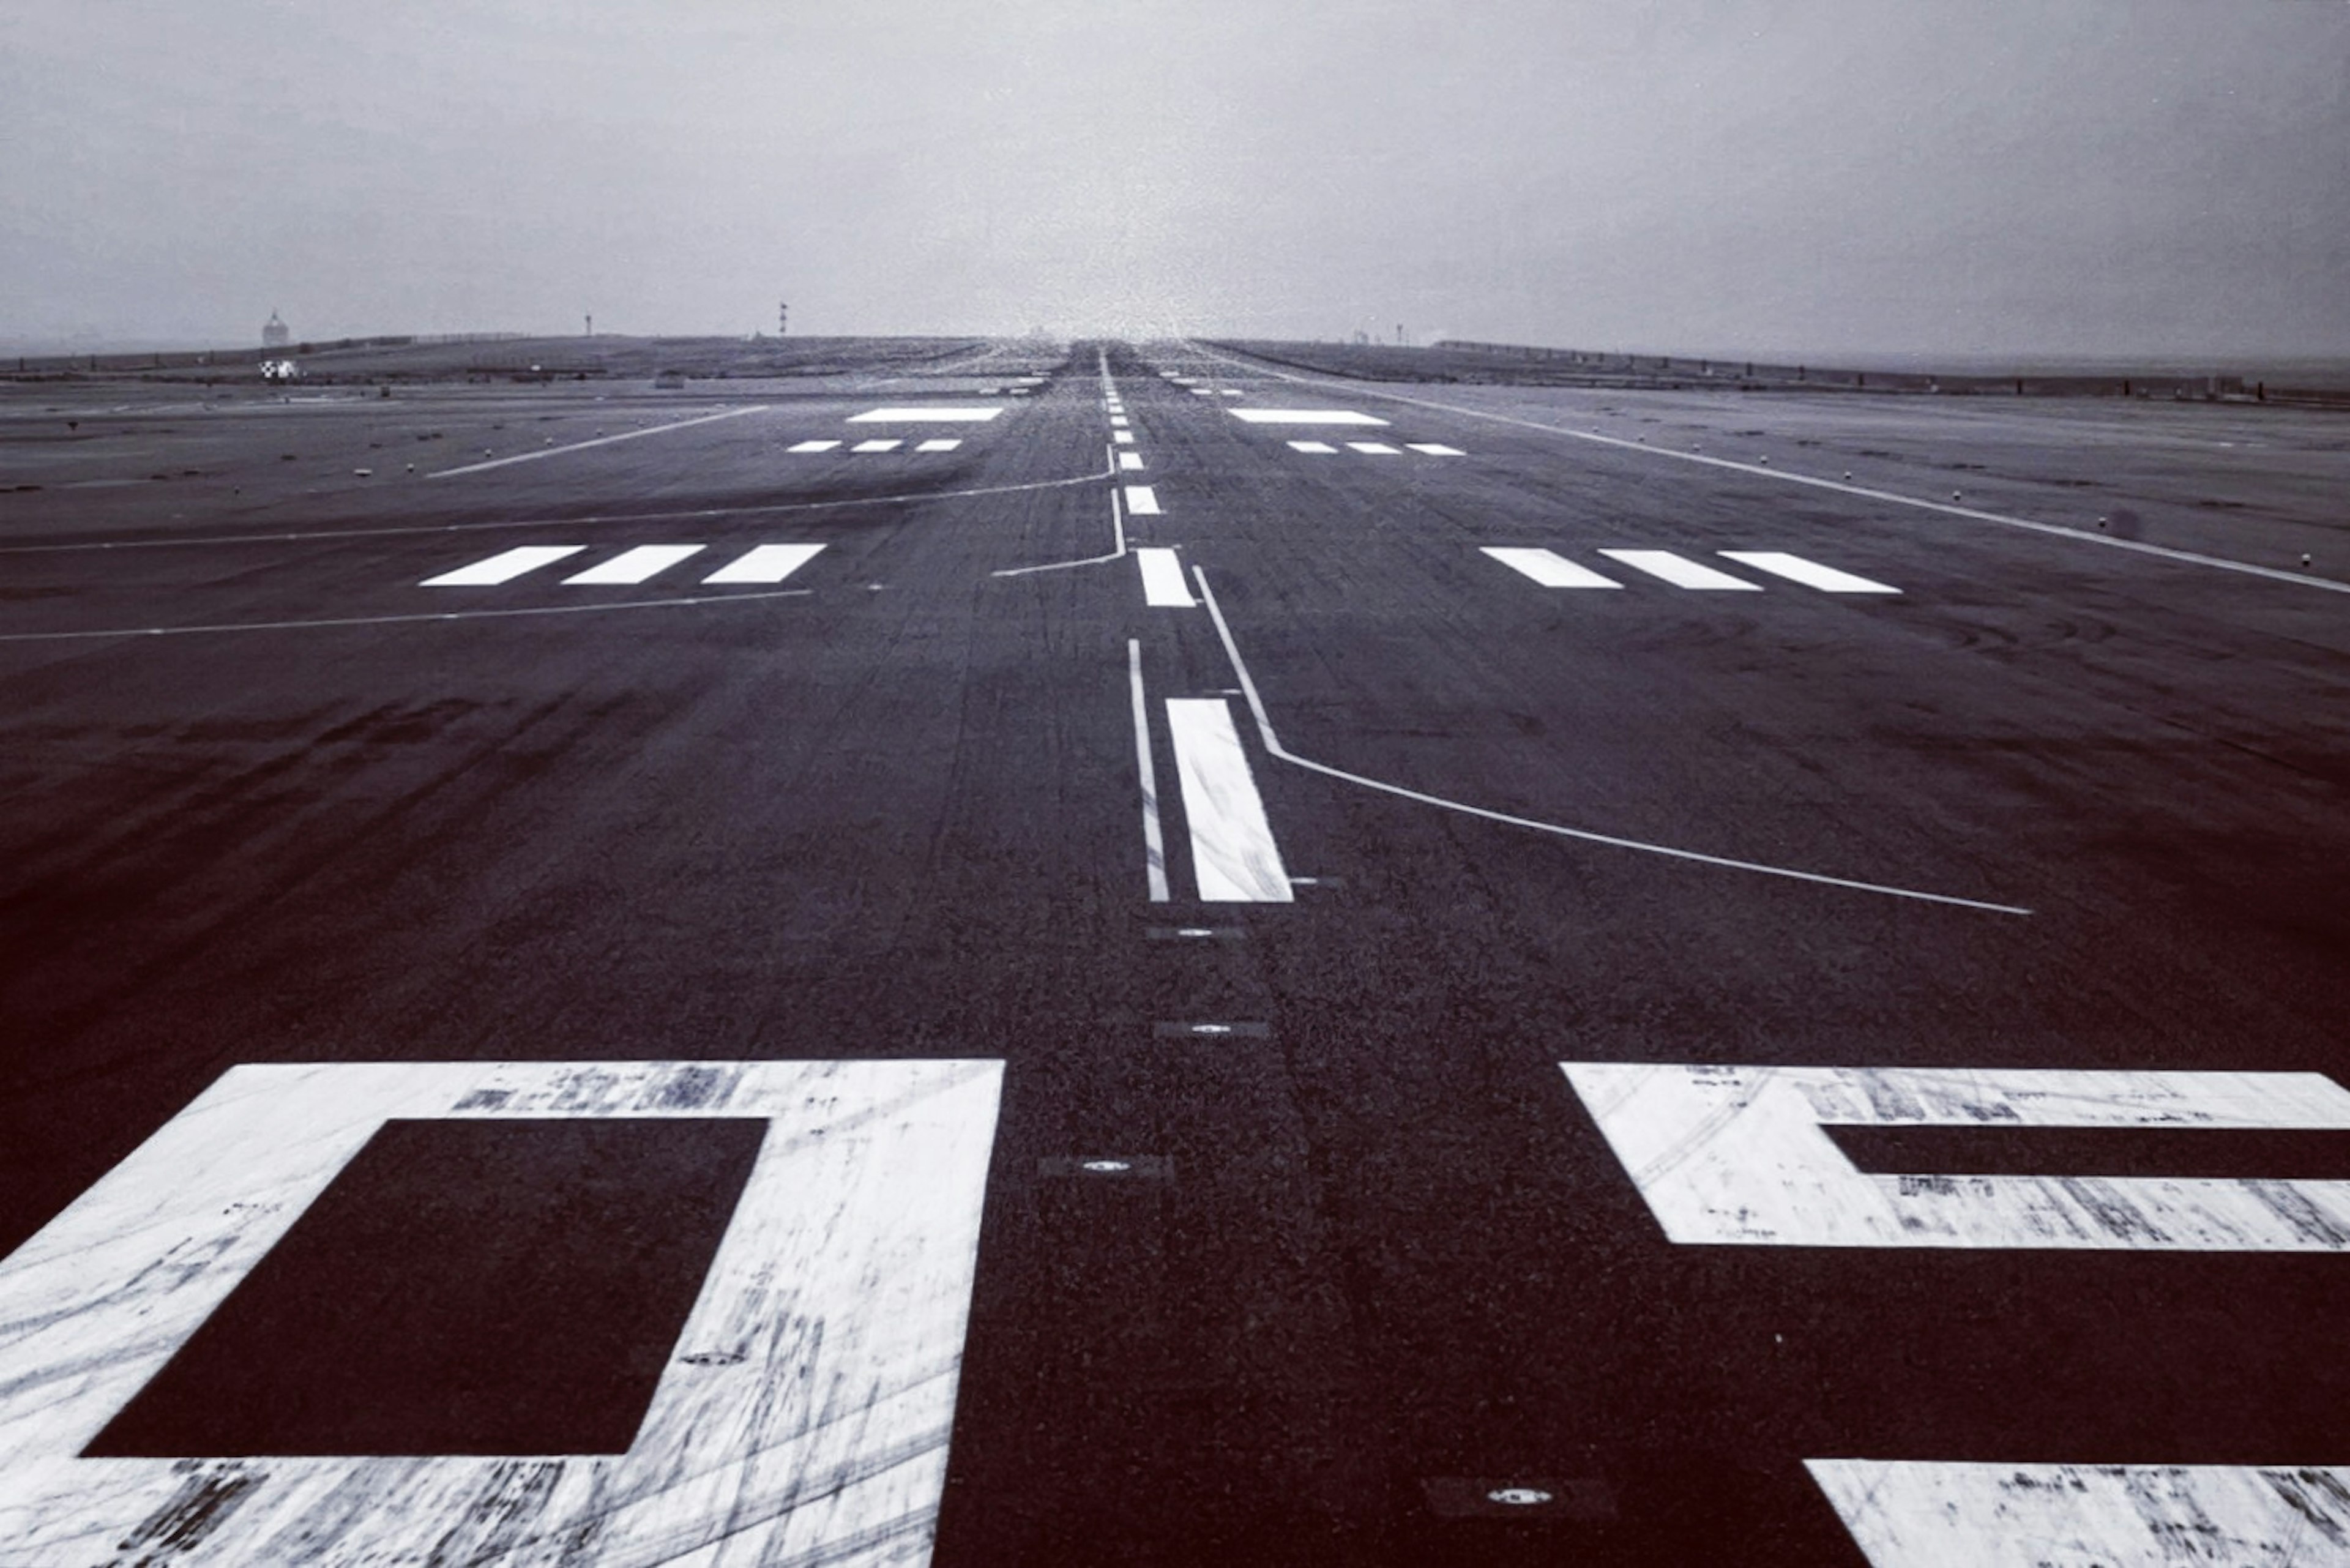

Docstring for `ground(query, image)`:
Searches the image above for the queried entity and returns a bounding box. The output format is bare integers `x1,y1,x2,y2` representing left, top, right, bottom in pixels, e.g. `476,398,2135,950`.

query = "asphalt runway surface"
1,339,2347,1565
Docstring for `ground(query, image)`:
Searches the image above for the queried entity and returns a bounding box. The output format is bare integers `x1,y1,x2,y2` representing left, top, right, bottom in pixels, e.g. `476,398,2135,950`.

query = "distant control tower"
262,310,291,348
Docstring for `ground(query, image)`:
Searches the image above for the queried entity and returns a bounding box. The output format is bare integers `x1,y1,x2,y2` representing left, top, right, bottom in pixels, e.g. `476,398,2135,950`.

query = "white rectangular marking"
702,543,826,584
1118,451,1146,471
1718,550,1900,594
1136,548,1194,607
1110,416,1130,427
1287,441,1338,454
851,438,902,453
1114,430,1136,445
1408,443,1467,456
1229,409,1389,426
786,439,842,453
845,406,1004,422
1346,441,1402,455
1563,1063,2350,1250
562,543,707,585
915,438,963,452
1809,1461,2350,1568
1597,549,1762,591
1481,547,1621,589
1128,639,1170,903
1190,387,1215,395
1124,485,1162,515
1217,389,1245,397
420,545,586,586
0,1059,1004,1564
1166,698,1293,903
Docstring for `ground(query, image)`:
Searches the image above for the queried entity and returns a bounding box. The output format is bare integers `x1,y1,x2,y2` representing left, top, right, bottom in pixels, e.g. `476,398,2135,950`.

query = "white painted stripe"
1719,550,1900,594
786,439,842,453
1190,387,1215,395
1481,547,1621,589
1408,443,1466,456
1166,698,1293,902
1809,1461,2350,1568
420,545,586,586
846,406,1004,422
1114,430,1136,445
915,438,963,452
0,1059,1003,1564
1229,409,1389,426
1118,451,1146,471
1136,548,1194,607
1124,485,1162,515
428,406,768,477
851,438,902,453
1218,389,1245,397
1598,548,1762,591
1563,1063,2350,1249
703,543,826,584
1110,415,1129,427
1128,640,1171,902
1347,441,1402,455
1287,441,1338,454
562,543,707,585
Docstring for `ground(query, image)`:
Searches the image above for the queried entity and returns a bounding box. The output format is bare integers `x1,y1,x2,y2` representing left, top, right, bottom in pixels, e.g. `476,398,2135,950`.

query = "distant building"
262,311,291,348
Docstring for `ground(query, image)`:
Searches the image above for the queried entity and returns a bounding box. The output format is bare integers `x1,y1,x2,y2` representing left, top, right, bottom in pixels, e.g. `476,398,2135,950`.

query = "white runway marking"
915,438,963,452
0,1059,1004,1567
1482,547,1622,588
1719,551,1900,594
1166,698,1294,902
1287,441,1339,454
1229,409,1390,426
1598,548,1761,590
1190,387,1215,395
786,438,843,453
846,406,1004,422
1136,548,1195,607
702,543,826,584
1128,640,1171,902
1346,441,1402,455
421,545,586,586
1193,566,2029,914
1562,1063,2350,1249
1809,1461,2350,1568
562,543,706,585
1114,430,1136,445
428,406,769,477
1118,451,1146,472
851,438,903,453
1124,484,1162,515
1110,416,1129,427
1407,443,1466,456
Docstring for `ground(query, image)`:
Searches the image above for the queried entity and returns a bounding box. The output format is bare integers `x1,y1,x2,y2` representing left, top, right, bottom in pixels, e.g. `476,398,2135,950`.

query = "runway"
1,338,2346,1565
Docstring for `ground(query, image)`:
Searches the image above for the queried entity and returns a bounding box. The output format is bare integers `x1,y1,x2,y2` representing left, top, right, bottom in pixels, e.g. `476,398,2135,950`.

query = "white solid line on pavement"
1136,548,1195,607
428,406,769,477
703,543,826,584
787,439,843,453
1482,547,1622,589
1229,409,1389,425
1118,451,1146,471
1346,441,1402,455
561,543,707,585
0,588,815,643
851,438,903,453
1192,564,2029,914
1287,441,1338,454
420,545,586,586
1128,640,1171,903
1598,548,1762,591
1562,1063,2350,1249
1124,485,1162,515
846,406,1004,422
990,481,1129,578
1166,698,1294,903
916,438,963,452
1808,1460,2350,1568
1407,443,1466,456
0,1058,1002,1564
1717,551,1900,594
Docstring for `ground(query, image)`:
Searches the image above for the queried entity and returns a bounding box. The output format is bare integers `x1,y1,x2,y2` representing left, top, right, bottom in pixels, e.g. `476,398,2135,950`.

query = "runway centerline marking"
1598,549,1762,591
1118,451,1146,471
1124,485,1162,515
1482,547,1622,589
1136,548,1195,607
428,405,769,477
1166,698,1294,903
1129,640,1171,903
561,543,707,586
422,545,586,586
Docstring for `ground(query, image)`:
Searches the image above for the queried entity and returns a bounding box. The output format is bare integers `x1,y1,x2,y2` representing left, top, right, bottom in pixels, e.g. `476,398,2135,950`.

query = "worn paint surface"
0,1058,1003,1565
1563,1064,2350,1249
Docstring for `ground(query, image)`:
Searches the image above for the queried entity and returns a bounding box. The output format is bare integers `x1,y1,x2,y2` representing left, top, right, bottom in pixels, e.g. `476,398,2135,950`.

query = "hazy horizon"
7,1,2346,359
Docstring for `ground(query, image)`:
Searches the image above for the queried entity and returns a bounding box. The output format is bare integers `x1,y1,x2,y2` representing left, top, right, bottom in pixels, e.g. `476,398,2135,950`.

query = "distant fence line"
4,332,529,376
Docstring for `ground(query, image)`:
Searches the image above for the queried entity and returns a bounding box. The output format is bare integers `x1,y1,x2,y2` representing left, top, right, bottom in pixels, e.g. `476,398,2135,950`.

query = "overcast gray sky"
5,0,2345,357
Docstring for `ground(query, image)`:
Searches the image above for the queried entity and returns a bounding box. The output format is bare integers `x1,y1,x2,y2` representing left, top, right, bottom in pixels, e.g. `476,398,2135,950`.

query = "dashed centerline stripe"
1136,548,1195,607
1124,485,1162,515
1165,698,1294,903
